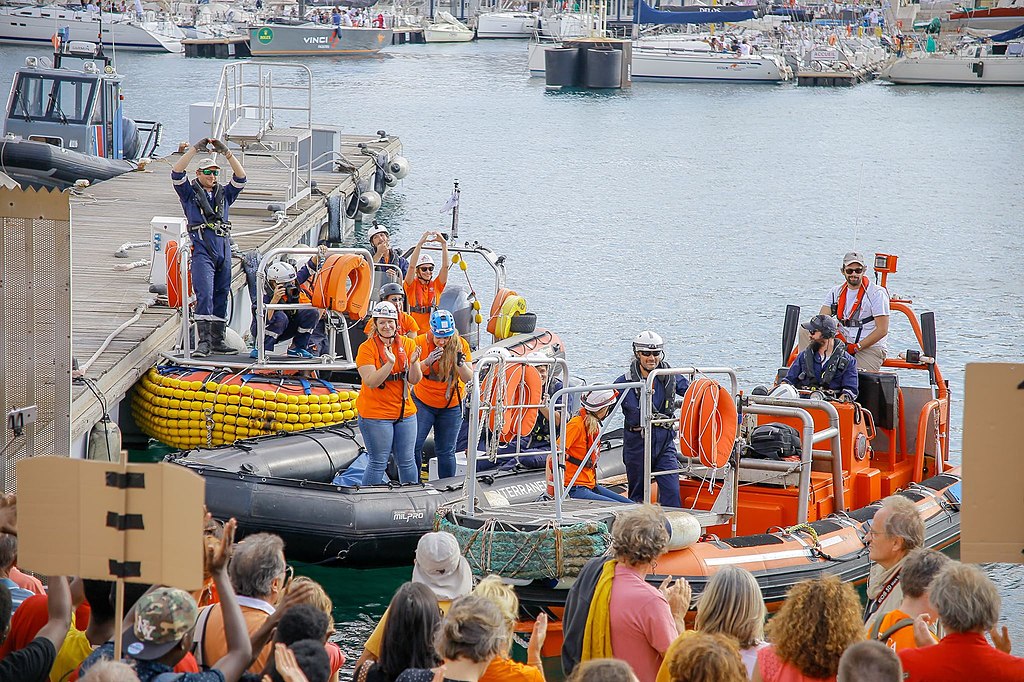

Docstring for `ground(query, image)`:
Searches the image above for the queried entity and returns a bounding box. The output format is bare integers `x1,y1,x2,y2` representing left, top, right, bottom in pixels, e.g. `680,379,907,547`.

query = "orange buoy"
483,362,542,444
166,240,193,309
487,288,518,336
678,378,737,469
311,254,372,320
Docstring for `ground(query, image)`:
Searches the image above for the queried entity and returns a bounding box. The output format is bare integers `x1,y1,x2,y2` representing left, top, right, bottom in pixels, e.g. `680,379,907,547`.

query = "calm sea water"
2,39,1022,664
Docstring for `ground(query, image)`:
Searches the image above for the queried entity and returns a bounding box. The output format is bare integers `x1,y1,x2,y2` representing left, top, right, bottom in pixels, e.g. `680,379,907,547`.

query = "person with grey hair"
193,532,288,673
863,495,924,632
394,595,507,682
870,548,950,651
0,534,33,612
80,659,142,681
837,641,902,682
898,563,1024,680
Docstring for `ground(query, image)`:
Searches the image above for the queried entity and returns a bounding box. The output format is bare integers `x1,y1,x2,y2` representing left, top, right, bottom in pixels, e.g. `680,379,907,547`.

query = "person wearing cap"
76,519,253,682
367,223,409,279
356,301,423,486
364,282,419,339
404,231,449,334
782,314,859,401
413,309,473,479
819,252,890,374
250,248,327,360
552,389,632,504
171,138,247,358
614,331,690,508
355,531,473,670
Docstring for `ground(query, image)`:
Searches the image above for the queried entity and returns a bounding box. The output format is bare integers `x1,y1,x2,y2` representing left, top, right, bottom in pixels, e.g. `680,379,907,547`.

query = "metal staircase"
209,61,313,213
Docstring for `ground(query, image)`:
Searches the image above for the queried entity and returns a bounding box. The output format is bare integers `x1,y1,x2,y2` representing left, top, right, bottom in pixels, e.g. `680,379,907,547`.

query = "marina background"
1,39,1022,667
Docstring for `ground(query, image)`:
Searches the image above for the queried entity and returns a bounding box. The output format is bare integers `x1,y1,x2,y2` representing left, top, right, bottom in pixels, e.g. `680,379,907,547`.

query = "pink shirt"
608,563,679,682
756,646,835,682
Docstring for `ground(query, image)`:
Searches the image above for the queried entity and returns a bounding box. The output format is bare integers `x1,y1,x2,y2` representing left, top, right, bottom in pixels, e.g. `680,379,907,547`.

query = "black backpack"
745,423,802,460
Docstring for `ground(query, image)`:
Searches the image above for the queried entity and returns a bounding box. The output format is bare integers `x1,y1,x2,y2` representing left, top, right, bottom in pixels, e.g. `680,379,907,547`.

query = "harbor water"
2,39,1022,665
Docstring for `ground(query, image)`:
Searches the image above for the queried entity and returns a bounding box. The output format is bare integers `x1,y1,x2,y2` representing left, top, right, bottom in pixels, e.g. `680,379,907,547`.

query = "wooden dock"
69,134,401,444
183,35,252,59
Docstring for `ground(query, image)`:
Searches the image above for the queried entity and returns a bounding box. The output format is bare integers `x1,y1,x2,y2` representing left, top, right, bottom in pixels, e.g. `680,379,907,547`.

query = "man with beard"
819,251,890,373
367,223,409,279
782,314,859,401
614,331,690,508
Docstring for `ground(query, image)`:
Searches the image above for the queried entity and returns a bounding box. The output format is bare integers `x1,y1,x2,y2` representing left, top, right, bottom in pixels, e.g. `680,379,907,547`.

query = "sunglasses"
280,564,294,589
418,266,434,272
845,267,864,274
638,350,660,357
199,169,219,176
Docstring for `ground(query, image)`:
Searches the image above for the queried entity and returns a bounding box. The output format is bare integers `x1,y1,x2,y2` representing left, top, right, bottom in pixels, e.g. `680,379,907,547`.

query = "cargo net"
438,514,609,580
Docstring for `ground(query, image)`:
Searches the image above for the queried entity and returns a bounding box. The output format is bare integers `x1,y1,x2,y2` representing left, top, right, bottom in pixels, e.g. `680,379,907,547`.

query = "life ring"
493,295,528,341
166,240,193,309
483,362,542,444
678,378,737,469
487,288,517,336
311,254,372,320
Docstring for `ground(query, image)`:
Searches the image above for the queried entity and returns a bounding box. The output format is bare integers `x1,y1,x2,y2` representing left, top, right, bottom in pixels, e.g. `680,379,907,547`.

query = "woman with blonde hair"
656,566,767,681
285,577,344,681
753,576,865,682
473,575,548,682
552,389,631,503
412,309,473,479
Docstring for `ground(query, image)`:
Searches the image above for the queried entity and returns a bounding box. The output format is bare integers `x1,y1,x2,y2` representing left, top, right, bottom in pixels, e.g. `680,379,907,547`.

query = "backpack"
745,423,801,460
869,615,916,643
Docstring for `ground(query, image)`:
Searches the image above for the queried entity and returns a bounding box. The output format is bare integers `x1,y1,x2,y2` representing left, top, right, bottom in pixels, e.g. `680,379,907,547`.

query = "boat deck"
70,134,401,444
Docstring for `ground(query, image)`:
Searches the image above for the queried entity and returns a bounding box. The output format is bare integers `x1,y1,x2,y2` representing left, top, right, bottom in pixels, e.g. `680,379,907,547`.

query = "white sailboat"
425,11,474,42
476,10,538,38
0,5,186,52
881,37,1024,84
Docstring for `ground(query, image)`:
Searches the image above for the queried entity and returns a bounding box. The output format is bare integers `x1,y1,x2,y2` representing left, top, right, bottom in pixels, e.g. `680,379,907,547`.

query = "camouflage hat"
123,587,199,661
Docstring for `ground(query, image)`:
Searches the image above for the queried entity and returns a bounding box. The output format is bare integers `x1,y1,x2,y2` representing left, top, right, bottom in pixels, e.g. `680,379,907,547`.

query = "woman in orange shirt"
559,390,632,503
412,310,472,479
404,231,449,332
356,301,422,486
364,282,419,339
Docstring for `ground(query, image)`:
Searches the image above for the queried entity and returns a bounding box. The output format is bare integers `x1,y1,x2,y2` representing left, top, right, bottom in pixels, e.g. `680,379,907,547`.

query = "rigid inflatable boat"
440,253,962,645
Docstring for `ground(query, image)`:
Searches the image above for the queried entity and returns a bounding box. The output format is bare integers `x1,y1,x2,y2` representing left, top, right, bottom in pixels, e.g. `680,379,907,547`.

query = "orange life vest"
833,276,871,343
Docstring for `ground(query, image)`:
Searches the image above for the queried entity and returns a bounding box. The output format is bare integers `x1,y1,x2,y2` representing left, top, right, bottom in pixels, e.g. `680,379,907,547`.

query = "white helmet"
416,253,436,268
266,261,297,284
482,346,513,360
371,300,399,320
367,223,390,243
581,389,618,412
633,330,664,353
525,351,552,364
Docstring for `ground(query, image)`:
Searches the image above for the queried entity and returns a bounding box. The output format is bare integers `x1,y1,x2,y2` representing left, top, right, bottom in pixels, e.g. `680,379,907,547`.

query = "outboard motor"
438,284,472,336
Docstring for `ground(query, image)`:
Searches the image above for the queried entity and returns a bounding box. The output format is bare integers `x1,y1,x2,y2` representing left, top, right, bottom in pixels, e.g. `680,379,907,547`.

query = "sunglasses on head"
199,169,219,176
638,350,660,357
845,267,864,274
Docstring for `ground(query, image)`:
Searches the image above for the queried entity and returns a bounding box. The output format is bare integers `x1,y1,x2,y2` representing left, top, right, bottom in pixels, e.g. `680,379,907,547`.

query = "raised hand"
192,137,211,152
660,576,692,622
0,494,17,536
381,343,396,365
990,625,1012,654
528,612,548,659
210,139,230,154
913,613,936,648
410,345,421,363
206,518,236,576
273,643,310,682
425,347,444,367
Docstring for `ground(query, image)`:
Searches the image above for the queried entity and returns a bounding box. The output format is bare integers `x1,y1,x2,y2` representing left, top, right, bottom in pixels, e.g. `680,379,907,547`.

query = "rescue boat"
439,253,961,648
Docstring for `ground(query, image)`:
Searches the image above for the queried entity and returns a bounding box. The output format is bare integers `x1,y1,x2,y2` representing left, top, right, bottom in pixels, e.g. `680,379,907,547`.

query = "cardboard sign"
16,459,205,589
961,363,1024,564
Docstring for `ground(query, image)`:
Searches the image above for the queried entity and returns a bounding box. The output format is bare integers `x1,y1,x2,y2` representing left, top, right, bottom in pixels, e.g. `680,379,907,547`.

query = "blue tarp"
988,22,1024,42
634,0,758,25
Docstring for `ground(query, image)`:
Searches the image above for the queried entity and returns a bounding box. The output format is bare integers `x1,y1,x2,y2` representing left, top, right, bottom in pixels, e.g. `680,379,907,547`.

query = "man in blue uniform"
250,250,326,359
614,331,689,508
782,314,859,401
171,137,247,357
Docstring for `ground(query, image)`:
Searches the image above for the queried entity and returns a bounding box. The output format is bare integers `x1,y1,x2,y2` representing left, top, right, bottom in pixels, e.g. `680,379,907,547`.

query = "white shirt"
824,279,891,349
739,43,751,57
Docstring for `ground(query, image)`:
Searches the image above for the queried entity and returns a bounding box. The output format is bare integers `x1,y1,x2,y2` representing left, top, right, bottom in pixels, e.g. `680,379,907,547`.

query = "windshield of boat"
10,74,96,125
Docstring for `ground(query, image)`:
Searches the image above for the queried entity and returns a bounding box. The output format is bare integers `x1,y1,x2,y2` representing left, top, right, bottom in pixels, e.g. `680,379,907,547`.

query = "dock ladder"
209,61,313,213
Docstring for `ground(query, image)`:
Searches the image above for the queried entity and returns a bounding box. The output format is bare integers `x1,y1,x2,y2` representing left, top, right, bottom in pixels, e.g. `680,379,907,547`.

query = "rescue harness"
189,179,231,236
797,343,852,388
831,277,874,343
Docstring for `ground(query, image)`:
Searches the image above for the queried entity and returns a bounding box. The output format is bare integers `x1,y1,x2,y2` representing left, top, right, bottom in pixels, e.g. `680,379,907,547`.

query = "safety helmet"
633,330,664,354
482,346,512,361
266,261,297,284
379,282,405,301
581,389,618,412
367,223,390,243
430,309,457,338
371,301,399,320
525,351,552,364
801,314,838,339
416,253,436,268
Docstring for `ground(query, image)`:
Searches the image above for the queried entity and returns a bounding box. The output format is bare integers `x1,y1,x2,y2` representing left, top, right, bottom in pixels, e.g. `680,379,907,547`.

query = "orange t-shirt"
200,602,273,673
561,412,598,490
404,278,442,332
481,656,544,682
355,336,418,420
364,311,419,338
412,334,472,410
877,608,934,652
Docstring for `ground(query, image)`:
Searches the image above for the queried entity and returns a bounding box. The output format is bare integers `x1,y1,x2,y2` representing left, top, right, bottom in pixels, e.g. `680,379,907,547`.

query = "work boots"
193,320,212,358
210,320,238,355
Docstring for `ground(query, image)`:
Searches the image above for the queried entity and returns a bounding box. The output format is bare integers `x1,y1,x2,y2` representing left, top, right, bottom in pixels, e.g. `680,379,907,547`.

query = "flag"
439,190,459,214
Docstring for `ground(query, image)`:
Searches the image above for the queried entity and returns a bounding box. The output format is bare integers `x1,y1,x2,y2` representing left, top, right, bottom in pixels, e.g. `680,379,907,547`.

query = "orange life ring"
311,254,373,320
678,378,737,469
483,362,542,444
166,240,193,309
487,288,517,336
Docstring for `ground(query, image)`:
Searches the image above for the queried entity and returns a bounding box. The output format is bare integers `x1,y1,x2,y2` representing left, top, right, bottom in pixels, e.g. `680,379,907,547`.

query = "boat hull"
424,26,475,42
0,138,135,191
477,13,538,38
249,25,392,55
944,8,1024,31
882,54,1024,85
0,7,183,52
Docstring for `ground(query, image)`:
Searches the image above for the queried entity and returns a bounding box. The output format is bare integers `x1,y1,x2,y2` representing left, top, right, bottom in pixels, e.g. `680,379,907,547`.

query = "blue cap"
430,309,456,338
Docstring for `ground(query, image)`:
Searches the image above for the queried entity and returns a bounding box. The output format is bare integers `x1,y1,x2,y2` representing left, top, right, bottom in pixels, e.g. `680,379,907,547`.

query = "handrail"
913,399,943,479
